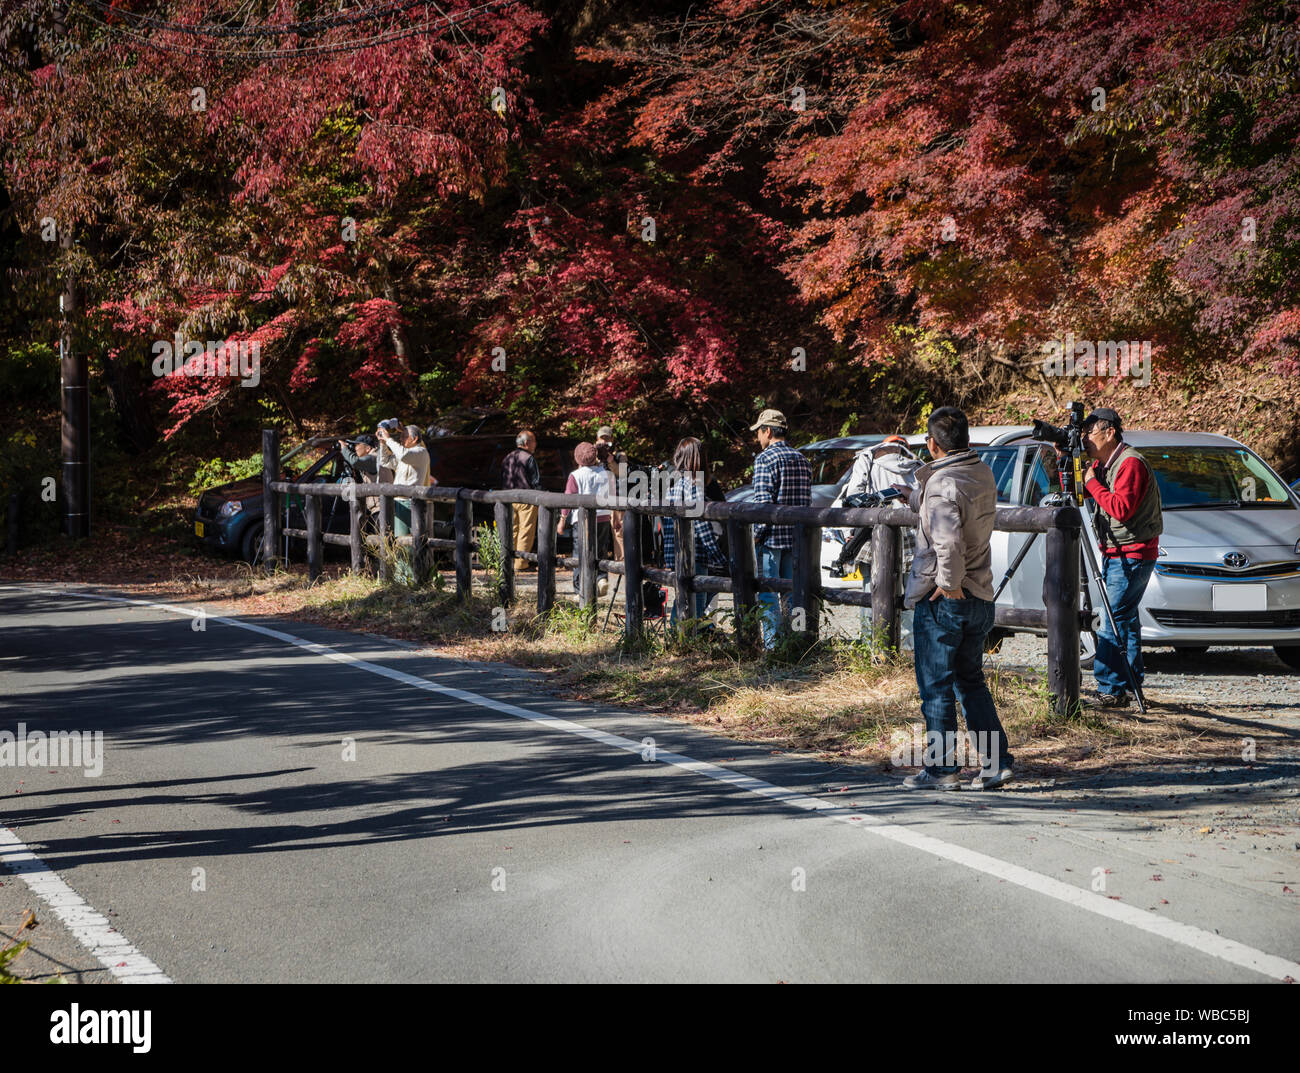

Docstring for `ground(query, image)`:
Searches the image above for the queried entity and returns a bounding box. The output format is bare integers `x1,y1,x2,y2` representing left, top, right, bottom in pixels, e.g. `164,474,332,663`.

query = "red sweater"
1084,452,1160,560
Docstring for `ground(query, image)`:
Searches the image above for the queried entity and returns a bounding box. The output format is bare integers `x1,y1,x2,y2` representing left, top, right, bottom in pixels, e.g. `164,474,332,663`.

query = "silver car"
976,429,1300,670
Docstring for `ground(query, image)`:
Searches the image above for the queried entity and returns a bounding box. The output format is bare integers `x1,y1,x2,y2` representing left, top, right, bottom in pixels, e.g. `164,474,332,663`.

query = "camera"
1030,401,1088,500
828,488,904,577
843,488,903,510
1031,401,1086,452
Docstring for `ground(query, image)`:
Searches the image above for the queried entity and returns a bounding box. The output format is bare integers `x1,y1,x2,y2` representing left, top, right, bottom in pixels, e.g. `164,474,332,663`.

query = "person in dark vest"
1080,408,1163,708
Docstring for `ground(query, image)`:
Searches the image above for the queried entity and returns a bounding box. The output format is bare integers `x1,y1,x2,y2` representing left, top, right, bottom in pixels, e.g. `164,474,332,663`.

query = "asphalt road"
1,584,1297,983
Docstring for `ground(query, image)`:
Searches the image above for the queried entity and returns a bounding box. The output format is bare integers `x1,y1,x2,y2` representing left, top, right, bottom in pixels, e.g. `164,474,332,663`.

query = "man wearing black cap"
1081,408,1163,708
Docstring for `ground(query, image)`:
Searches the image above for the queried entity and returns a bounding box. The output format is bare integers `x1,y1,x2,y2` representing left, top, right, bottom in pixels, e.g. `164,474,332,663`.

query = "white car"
975,428,1300,670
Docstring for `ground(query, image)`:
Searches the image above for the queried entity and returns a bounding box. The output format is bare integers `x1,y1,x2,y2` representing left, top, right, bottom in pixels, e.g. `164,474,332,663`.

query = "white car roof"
992,427,1250,449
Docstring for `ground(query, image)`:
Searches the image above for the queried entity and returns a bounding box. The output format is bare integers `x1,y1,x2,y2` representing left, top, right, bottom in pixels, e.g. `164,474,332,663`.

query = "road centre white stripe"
8,585,1300,983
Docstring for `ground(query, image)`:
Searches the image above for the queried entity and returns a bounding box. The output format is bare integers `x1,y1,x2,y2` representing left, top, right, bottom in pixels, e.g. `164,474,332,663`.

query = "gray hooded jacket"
903,449,997,608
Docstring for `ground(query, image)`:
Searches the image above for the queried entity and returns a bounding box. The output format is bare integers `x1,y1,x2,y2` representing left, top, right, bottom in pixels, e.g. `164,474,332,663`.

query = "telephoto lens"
1031,419,1070,449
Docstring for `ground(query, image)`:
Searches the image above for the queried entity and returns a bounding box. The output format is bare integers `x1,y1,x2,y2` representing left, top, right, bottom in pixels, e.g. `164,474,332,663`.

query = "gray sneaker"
902,769,961,791
970,767,1014,791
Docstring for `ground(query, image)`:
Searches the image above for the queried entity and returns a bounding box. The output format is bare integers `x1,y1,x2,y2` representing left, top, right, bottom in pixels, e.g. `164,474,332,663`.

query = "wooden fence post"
673,515,694,622
305,493,322,582
494,500,514,607
454,493,472,602
1044,508,1082,718
537,505,557,613
377,495,393,582
410,497,429,585
870,521,901,649
623,506,644,638
791,522,821,641
727,518,757,647
261,428,280,571
576,507,597,610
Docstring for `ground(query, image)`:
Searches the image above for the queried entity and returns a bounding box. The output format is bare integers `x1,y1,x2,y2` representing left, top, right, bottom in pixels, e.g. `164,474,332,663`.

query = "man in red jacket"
1080,408,1163,708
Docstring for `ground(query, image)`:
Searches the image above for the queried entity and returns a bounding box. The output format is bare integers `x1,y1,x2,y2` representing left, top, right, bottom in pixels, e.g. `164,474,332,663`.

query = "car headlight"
217,500,244,520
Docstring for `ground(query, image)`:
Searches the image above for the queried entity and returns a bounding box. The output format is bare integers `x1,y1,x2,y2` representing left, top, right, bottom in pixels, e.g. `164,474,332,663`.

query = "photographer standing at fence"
376,423,431,584
749,408,812,650
1080,407,1163,709
502,430,541,571
901,406,1013,791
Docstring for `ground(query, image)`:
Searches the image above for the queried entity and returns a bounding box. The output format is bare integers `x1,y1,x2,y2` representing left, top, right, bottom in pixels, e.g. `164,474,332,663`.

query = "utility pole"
54,1,89,538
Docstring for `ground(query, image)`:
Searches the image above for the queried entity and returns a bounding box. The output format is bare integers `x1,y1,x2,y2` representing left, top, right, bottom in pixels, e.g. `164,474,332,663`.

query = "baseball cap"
750,408,788,431
1082,407,1122,431
596,426,615,440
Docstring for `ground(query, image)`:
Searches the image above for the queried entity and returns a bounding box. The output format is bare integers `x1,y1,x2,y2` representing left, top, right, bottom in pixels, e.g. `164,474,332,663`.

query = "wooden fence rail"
261,429,1084,715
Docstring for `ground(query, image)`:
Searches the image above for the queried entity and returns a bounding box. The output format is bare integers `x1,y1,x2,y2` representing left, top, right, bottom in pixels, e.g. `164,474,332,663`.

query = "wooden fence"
262,428,1086,715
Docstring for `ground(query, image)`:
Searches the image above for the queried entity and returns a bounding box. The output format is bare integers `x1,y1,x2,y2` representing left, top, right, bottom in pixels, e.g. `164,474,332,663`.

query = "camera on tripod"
1031,400,1086,453
1030,401,1088,501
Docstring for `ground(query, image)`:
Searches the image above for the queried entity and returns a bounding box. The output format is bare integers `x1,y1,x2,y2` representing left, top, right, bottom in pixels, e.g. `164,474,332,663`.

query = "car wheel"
241,523,266,565
1080,631,1096,670
1274,646,1300,672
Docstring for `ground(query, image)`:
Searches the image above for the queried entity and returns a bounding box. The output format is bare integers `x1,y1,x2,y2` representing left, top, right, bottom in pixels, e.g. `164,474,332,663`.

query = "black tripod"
991,455,1148,713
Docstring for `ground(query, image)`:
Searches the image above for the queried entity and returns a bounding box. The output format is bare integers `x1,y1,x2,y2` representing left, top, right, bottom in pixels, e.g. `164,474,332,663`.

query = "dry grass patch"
23,564,1287,777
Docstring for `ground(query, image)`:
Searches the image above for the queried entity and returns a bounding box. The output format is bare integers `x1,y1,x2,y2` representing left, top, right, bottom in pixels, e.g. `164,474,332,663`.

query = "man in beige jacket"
899,407,1013,792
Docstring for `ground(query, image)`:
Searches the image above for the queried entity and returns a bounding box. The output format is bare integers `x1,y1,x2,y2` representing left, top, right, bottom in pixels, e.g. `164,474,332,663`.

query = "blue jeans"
912,595,1011,774
757,544,794,649
1094,556,1155,697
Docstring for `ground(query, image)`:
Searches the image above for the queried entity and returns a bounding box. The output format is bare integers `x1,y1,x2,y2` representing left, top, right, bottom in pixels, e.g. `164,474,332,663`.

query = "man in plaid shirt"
749,408,812,648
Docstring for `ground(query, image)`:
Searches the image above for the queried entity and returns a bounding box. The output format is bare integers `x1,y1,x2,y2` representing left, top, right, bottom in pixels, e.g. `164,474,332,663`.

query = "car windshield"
1147,446,1295,509
803,447,862,486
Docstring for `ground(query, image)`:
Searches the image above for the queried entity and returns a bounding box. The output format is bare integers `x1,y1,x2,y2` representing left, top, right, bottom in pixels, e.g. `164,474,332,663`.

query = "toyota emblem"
1222,551,1249,569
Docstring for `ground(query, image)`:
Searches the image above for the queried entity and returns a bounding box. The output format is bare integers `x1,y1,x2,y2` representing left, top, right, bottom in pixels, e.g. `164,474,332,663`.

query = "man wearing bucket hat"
1080,407,1163,709
748,408,812,649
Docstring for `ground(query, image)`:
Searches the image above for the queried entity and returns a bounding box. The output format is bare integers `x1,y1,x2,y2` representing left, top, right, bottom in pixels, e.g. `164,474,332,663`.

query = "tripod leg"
1080,534,1148,713
992,530,1039,602
602,572,623,631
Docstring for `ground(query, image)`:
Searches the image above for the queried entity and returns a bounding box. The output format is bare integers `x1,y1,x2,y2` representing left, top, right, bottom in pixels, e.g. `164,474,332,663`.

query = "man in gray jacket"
900,407,1013,791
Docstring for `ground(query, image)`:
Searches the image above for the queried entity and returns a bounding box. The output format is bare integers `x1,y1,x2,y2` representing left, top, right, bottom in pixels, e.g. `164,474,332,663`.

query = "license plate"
1211,583,1266,612
194,521,205,538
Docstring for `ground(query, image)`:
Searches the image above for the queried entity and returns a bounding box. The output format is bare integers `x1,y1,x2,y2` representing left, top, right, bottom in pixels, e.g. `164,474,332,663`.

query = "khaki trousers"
512,502,539,566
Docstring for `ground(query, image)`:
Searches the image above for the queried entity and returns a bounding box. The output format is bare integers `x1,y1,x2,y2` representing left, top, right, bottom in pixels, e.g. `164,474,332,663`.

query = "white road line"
0,827,171,983
8,584,1300,983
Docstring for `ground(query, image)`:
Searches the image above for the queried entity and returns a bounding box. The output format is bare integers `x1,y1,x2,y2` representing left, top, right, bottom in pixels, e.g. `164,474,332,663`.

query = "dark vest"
1094,443,1162,550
